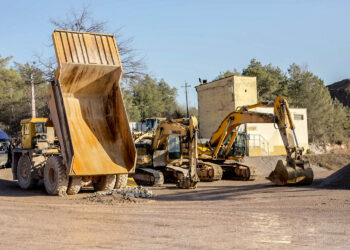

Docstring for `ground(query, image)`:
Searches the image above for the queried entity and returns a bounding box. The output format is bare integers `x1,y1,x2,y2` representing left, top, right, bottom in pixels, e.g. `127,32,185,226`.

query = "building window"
294,114,304,120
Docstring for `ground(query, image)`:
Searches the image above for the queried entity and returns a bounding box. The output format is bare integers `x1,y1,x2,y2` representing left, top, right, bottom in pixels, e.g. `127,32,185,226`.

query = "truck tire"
44,156,68,196
17,155,36,189
115,174,128,189
94,175,116,191
67,176,83,195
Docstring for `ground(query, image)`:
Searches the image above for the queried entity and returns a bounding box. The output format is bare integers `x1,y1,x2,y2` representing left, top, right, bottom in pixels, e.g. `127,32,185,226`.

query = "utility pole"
31,62,36,118
181,81,190,118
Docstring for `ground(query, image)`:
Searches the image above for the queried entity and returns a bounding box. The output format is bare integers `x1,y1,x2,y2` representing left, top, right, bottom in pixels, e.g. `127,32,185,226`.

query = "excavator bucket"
49,30,136,176
267,160,314,185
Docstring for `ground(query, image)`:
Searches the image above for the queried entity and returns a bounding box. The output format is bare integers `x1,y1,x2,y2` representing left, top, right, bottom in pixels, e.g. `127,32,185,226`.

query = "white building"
247,107,309,156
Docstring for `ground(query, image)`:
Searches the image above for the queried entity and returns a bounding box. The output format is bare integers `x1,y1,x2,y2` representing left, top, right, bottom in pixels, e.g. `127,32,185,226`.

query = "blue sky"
0,0,349,107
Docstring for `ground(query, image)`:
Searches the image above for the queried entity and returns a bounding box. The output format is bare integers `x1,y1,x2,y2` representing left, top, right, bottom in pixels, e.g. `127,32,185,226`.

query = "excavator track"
222,161,257,181
197,161,223,182
166,165,198,189
133,167,164,186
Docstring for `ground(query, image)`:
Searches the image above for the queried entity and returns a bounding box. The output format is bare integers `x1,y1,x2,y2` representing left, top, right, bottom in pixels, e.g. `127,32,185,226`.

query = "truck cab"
19,118,56,151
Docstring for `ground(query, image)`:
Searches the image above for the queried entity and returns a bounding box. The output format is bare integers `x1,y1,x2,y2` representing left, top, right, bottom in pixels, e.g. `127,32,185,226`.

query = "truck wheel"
94,175,116,191
67,176,83,195
115,174,128,189
44,156,68,196
17,155,36,189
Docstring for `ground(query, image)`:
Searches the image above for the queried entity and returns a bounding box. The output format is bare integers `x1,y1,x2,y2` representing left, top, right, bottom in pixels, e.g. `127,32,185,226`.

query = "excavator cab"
225,132,247,157
167,135,182,162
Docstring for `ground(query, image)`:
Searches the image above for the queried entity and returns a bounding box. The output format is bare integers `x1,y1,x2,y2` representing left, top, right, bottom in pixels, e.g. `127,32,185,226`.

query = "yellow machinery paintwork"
50,30,136,176
20,118,48,149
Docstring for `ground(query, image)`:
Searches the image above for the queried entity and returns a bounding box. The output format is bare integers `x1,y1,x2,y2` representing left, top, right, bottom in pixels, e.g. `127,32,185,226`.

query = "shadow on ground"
0,178,48,197
154,177,350,202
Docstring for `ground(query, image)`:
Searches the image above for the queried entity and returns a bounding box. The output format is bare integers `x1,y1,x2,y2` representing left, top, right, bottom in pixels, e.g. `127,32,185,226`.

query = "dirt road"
0,166,350,249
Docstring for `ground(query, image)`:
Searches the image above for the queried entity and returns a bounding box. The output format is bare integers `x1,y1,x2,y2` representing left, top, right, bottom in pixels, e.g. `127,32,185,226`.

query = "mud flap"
267,160,314,185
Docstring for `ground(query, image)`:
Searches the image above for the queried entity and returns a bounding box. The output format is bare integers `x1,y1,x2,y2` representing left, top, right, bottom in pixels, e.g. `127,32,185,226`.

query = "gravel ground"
0,157,349,249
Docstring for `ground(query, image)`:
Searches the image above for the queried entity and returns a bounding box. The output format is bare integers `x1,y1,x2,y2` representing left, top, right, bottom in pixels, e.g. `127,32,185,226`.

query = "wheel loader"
11,30,136,195
133,116,201,188
133,117,166,143
195,96,313,185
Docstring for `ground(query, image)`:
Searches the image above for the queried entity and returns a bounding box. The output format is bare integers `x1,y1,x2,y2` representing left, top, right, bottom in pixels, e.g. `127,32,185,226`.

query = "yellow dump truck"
11,30,136,195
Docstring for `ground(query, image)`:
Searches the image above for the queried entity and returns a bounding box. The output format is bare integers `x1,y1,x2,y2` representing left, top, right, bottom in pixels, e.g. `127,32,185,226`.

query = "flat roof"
195,75,256,91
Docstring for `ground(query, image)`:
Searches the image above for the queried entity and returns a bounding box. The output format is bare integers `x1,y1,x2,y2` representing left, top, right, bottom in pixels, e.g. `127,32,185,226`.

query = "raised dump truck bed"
49,30,136,176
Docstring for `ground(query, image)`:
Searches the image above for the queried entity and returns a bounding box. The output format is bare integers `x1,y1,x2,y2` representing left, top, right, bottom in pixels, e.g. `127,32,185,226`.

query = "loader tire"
44,156,68,196
94,175,116,191
67,176,83,195
17,155,36,189
115,174,128,189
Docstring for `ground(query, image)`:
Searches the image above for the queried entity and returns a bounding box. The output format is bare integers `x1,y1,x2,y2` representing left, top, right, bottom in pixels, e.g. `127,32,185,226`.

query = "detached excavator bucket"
267,160,314,185
49,30,136,176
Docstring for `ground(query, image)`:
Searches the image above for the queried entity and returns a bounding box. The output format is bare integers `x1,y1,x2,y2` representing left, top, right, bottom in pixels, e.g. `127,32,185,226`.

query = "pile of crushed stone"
84,186,154,204
115,186,154,198
320,164,350,189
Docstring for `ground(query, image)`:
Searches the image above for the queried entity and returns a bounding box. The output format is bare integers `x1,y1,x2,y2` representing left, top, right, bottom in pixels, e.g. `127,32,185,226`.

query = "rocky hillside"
327,79,350,107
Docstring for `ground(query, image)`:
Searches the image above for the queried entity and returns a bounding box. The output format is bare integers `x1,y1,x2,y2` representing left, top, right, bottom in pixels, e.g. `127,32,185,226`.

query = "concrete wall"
196,75,257,138
247,107,309,156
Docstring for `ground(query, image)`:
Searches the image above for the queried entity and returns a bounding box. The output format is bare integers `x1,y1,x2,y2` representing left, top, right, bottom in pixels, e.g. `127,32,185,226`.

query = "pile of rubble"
114,186,154,198
84,186,154,204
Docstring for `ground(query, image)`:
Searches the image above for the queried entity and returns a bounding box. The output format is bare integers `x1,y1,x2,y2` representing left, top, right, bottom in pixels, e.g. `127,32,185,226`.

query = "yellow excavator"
134,116,200,188
197,96,313,185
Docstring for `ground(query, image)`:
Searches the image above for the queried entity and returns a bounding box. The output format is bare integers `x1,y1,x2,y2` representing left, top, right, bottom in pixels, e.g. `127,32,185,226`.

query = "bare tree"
38,6,145,81
50,7,106,33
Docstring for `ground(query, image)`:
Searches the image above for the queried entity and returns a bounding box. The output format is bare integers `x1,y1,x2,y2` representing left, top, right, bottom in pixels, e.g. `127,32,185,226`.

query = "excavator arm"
267,97,314,185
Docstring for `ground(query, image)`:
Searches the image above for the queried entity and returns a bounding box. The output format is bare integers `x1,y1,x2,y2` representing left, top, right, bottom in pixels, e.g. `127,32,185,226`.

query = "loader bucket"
49,30,136,176
267,160,313,185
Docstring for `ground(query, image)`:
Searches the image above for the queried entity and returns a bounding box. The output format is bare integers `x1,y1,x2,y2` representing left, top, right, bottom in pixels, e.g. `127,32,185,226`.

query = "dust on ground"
0,154,350,249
